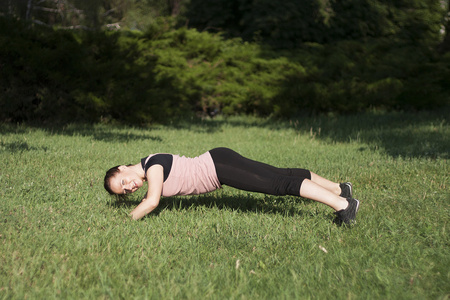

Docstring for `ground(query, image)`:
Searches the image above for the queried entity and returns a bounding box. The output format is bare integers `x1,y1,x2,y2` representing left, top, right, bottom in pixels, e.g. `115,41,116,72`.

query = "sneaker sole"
353,199,360,220
340,182,353,198
346,183,353,199
346,198,360,225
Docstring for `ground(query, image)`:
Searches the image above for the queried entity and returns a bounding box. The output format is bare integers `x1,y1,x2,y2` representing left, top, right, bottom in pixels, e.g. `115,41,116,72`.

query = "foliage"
1,10,449,124
0,17,300,123
275,39,450,115
181,0,446,49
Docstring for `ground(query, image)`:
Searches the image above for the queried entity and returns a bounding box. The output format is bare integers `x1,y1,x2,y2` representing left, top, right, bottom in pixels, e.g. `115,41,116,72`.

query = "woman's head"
104,165,121,195
104,165,145,195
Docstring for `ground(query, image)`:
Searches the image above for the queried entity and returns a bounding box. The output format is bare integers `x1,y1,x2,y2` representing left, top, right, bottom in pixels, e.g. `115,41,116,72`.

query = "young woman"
104,147,359,224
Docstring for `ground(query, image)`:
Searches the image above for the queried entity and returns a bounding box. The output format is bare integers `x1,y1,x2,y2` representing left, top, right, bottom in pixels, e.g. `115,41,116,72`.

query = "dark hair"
104,165,121,195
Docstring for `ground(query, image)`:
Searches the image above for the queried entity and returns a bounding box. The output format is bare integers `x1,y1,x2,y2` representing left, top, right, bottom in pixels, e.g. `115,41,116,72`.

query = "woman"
104,147,359,224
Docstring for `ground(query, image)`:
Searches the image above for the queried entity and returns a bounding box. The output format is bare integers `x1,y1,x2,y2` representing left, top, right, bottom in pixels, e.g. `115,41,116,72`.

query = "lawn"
0,110,449,299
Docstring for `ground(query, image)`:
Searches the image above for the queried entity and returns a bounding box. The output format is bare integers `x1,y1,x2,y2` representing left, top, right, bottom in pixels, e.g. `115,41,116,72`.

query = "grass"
0,109,449,299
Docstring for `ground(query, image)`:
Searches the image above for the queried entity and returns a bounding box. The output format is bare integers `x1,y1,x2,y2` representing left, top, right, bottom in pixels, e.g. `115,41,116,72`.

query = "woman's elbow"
143,199,160,214
131,200,159,220
147,203,159,213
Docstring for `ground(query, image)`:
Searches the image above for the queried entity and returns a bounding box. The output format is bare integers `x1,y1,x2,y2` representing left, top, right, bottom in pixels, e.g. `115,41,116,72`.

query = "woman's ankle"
335,197,349,211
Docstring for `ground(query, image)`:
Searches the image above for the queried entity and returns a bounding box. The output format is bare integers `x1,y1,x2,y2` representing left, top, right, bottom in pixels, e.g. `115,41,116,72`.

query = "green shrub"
1,16,448,125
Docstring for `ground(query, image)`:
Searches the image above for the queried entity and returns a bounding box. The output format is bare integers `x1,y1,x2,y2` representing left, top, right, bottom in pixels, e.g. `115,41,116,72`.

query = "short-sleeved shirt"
141,151,221,197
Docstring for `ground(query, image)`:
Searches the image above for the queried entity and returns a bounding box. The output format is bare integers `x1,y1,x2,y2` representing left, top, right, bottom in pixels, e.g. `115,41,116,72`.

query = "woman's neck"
129,163,146,179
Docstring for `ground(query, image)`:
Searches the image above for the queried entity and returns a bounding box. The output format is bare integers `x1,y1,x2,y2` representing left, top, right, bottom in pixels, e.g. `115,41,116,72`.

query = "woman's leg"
299,179,348,211
210,147,307,195
310,172,341,195
209,148,348,211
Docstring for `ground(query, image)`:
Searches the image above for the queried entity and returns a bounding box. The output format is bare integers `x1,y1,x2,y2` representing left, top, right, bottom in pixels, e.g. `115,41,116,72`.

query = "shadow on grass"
2,108,448,158
170,108,449,159
0,123,163,143
52,125,163,143
108,193,324,219
292,109,449,159
0,141,48,153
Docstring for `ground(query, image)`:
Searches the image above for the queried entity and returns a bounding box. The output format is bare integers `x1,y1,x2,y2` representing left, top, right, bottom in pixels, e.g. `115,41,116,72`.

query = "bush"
1,16,448,125
274,39,449,115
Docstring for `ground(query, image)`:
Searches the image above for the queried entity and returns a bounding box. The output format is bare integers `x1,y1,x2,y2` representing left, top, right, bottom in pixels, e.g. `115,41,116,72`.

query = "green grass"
1,110,449,299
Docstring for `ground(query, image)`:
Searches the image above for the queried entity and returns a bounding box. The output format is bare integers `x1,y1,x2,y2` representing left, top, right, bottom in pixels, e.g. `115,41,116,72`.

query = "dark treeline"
1,0,449,124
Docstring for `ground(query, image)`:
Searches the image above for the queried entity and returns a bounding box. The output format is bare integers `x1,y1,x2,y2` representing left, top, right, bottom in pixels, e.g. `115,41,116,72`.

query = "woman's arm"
130,165,164,220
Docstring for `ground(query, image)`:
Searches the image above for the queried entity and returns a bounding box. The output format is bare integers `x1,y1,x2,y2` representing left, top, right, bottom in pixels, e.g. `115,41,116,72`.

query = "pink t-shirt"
142,151,221,197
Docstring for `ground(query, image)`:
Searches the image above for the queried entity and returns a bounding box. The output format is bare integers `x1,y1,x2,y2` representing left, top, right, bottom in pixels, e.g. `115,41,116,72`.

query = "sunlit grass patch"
0,110,448,299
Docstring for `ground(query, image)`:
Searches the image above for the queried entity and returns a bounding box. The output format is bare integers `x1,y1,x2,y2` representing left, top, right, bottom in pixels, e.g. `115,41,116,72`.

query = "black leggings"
209,147,311,196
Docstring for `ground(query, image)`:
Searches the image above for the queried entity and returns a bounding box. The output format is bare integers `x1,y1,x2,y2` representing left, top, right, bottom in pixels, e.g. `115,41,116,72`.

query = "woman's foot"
339,182,353,198
334,197,360,225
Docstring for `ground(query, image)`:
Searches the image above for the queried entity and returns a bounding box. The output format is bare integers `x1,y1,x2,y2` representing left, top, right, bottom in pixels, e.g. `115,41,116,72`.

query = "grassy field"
1,110,449,299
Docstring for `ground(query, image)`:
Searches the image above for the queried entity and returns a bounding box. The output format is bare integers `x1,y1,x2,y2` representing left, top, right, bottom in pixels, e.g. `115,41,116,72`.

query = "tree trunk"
26,0,32,20
168,0,182,16
438,3,450,53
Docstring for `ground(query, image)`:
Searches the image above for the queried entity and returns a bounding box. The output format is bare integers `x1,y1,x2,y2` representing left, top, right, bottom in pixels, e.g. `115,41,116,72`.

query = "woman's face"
109,166,144,195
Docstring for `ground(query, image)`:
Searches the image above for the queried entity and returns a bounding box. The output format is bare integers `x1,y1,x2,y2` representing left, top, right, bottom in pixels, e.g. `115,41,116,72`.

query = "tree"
438,0,450,53
0,0,127,30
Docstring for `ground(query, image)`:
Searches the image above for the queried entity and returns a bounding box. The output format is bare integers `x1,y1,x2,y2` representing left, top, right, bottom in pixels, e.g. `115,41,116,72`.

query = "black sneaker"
339,182,353,198
334,198,360,226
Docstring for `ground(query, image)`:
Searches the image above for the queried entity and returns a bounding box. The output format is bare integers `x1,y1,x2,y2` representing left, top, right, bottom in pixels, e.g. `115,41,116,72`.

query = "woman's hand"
130,165,164,220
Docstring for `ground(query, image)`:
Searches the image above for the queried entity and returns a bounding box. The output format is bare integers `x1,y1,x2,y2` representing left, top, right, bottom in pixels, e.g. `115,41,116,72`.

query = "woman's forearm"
130,197,160,220
130,165,164,220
